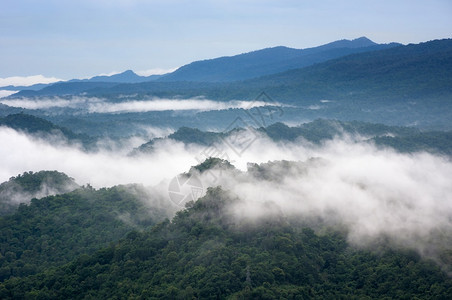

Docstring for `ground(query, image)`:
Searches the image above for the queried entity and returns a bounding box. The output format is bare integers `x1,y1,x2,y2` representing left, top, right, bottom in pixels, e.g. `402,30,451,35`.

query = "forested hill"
1,186,450,299
0,184,173,282
0,171,79,216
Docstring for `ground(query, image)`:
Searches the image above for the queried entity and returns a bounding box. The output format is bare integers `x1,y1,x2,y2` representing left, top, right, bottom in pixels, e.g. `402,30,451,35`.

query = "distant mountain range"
157,37,400,82
8,38,451,104
6,37,400,95
0,71,162,92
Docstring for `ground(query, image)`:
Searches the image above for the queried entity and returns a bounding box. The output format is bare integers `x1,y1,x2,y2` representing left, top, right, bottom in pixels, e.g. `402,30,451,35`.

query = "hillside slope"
0,171,79,216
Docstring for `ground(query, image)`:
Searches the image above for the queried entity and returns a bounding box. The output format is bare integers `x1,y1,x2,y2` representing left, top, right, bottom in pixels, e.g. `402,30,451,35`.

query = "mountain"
4,71,162,95
238,38,452,102
8,37,401,98
0,171,79,216
71,70,162,84
158,37,400,82
1,186,450,298
15,38,450,104
81,70,148,83
12,81,121,97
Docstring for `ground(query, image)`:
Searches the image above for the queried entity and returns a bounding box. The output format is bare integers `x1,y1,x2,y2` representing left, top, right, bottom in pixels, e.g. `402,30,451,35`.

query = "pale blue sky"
1,0,451,80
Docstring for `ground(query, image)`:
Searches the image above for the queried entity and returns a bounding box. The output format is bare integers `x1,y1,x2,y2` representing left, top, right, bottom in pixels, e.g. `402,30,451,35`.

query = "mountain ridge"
6,36,400,95
157,36,400,82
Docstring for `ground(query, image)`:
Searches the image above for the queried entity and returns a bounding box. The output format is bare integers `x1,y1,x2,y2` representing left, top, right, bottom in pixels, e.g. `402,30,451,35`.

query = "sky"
1,0,451,84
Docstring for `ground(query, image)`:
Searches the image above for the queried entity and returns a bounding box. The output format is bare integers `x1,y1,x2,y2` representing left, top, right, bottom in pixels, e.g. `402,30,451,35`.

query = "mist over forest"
0,36,452,298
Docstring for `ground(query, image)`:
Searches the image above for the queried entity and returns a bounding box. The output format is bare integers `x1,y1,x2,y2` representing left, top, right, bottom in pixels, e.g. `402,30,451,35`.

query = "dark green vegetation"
0,183,172,282
1,187,450,299
190,157,235,173
0,171,79,216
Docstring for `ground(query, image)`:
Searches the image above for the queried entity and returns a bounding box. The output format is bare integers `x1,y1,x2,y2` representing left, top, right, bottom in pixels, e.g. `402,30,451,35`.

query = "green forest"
0,187,451,299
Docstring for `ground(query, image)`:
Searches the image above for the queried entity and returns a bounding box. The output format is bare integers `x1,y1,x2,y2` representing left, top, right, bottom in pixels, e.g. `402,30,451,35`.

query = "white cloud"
87,99,281,113
191,136,452,265
0,75,63,87
0,126,451,266
135,68,178,76
0,97,283,113
0,127,200,187
0,90,18,98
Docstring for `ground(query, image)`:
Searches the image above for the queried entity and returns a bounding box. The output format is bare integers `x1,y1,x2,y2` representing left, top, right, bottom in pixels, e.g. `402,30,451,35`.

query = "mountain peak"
119,70,137,76
353,36,373,42
351,36,376,46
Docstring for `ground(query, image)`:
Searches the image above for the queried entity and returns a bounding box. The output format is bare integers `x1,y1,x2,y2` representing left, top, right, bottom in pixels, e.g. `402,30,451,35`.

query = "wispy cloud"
135,68,178,76
0,97,283,113
0,90,18,98
0,75,63,87
0,125,451,266
87,99,281,113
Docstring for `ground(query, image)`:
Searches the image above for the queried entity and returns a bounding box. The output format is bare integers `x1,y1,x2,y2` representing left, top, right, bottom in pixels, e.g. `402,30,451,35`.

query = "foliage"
0,171,79,216
0,185,171,281
1,187,450,299
191,157,235,173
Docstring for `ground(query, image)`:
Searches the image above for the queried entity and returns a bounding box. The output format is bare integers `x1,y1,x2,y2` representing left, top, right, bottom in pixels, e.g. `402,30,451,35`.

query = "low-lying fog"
0,97,283,113
0,125,451,270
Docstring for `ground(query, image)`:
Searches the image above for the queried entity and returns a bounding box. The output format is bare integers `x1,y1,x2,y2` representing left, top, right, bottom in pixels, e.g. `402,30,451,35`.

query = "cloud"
0,90,18,98
0,75,63,87
0,127,201,188
136,68,178,76
0,125,451,268
0,97,284,113
87,99,282,113
190,136,452,268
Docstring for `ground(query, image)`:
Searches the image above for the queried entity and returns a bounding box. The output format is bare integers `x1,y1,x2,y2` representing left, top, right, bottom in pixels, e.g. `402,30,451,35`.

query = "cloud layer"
0,126,451,268
0,97,282,113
